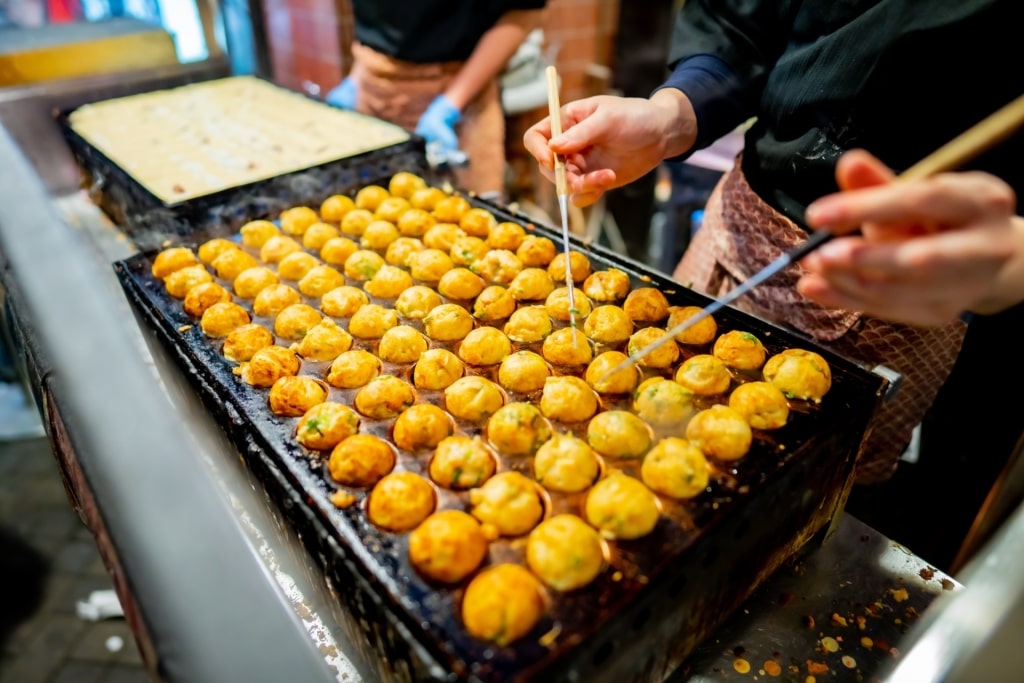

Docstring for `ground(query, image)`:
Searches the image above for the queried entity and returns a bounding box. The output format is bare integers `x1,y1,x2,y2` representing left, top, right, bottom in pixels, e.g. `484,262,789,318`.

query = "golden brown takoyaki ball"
433,194,471,223
394,285,443,320
548,251,592,285
319,285,368,318
583,305,633,345
470,471,544,536
632,377,695,430
240,219,280,248
533,435,600,493
582,269,631,303
367,471,436,532
674,354,732,396
485,402,550,456
713,330,767,371
326,349,381,389
354,375,416,419
429,435,496,489
729,381,790,430
354,184,389,212
509,267,555,302
340,208,375,237
164,265,213,299
544,287,591,322
585,473,660,540
641,437,710,499
197,238,239,265
413,348,464,390
473,285,516,321
393,403,454,451
498,350,550,394
627,327,680,369
584,351,640,395
503,306,553,343
363,264,414,299
343,249,385,282
233,266,279,299
686,405,752,461
422,303,474,341
437,267,485,301
409,510,488,584
276,251,319,281
666,305,717,346
446,376,506,423
462,564,545,646
234,345,300,387
222,323,274,362
301,222,339,251
540,376,598,423
450,235,488,268
273,303,322,340
541,327,593,367
410,186,447,211
293,318,353,361
378,325,429,364
587,410,652,459
527,514,604,591
762,348,832,402
360,220,400,251
295,401,360,451
268,375,328,417
622,287,670,322
474,249,523,286
348,303,398,339
152,246,198,279
298,264,345,298
459,207,496,238
183,281,232,317
252,283,301,318
385,236,424,267
319,194,355,223
458,327,512,366
328,433,395,487
516,235,557,267
280,206,320,236
374,197,411,225
408,248,454,284
422,222,464,252
200,301,250,337
259,234,303,264
487,221,526,251
319,236,359,267
388,171,428,199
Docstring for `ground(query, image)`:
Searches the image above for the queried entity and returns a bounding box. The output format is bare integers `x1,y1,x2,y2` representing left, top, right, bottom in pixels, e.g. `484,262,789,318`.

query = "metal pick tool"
546,65,578,339
603,91,1024,381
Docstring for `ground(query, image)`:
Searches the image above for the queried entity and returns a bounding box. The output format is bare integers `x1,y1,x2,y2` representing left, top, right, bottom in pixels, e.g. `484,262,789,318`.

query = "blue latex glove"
325,77,357,110
415,94,461,153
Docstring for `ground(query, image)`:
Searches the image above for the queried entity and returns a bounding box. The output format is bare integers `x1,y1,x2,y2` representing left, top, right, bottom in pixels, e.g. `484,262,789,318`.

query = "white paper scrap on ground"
76,589,125,621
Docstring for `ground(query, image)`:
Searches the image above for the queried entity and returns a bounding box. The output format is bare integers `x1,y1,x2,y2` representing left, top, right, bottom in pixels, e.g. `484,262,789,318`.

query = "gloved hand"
325,77,357,110
415,94,461,153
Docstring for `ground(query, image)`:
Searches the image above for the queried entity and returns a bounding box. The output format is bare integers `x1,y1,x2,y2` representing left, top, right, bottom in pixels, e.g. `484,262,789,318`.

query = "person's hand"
797,149,1021,325
325,77,357,110
416,95,461,153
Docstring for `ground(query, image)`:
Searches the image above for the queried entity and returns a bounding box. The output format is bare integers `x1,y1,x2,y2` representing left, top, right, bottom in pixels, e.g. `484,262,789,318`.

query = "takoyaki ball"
200,301,250,337
487,221,526,251
585,351,640,395
183,281,232,317
395,285,443,321
385,236,424,267
632,377,696,429
164,265,213,299
666,305,717,346
585,473,660,540
374,197,411,224
762,348,832,402
516,235,557,267
152,246,198,279
388,171,428,199
626,327,680,369
354,184,389,212
295,401,360,451
686,405,752,461
462,564,545,646
533,434,600,493
348,303,398,339
509,267,555,302
233,266,279,299
485,402,550,456
211,248,259,282
234,345,300,387
547,251,592,285
293,318,353,361
473,285,516,321
268,375,328,417
641,437,710,499
474,249,523,286
259,234,302,264
408,248,454,284
498,350,550,394
582,269,631,303
393,403,454,451
319,194,355,223
429,435,496,489
469,471,544,536
458,327,512,366
360,219,400,251
197,238,239,266
327,349,381,389
527,514,604,591
459,207,497,238
340,208,375,237
409,510,488,584
540,376,598,423
586,410,652,459
319,285,368,318
280,206,319,236
674,354,731,396
276,251,319,281
319,236,359,267
583,305,633,345
450,235,488,268
367,471,436,532
378,325,429,364
363,264,414,299
343,249,385,282
728,381,790,430
354,375,416,419
410,186,447,211
622,287,670,323
438,267,485,301
273,303,322,340
222,323,273,362
544,287,591,322
253,283,301,318
541,327,593,367
446,376,506,423
328,433,394,487
423,222,464,252
240,219,280,248
298,264,345,298
501,306,551,344
302,222,340,251
413,348,464,390
713,330,767,371
432,194,471,223
423,303,474,342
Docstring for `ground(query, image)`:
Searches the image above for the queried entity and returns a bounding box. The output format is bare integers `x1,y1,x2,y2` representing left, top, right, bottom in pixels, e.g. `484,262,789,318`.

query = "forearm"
974,214,1024,315
649,88,698,160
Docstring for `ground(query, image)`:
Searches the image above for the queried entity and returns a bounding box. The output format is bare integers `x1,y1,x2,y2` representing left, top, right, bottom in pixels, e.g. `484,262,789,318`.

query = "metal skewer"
546,65,578,340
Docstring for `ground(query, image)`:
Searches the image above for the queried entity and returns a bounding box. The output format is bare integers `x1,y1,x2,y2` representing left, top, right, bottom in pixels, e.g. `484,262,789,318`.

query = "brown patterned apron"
675,156,966,484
